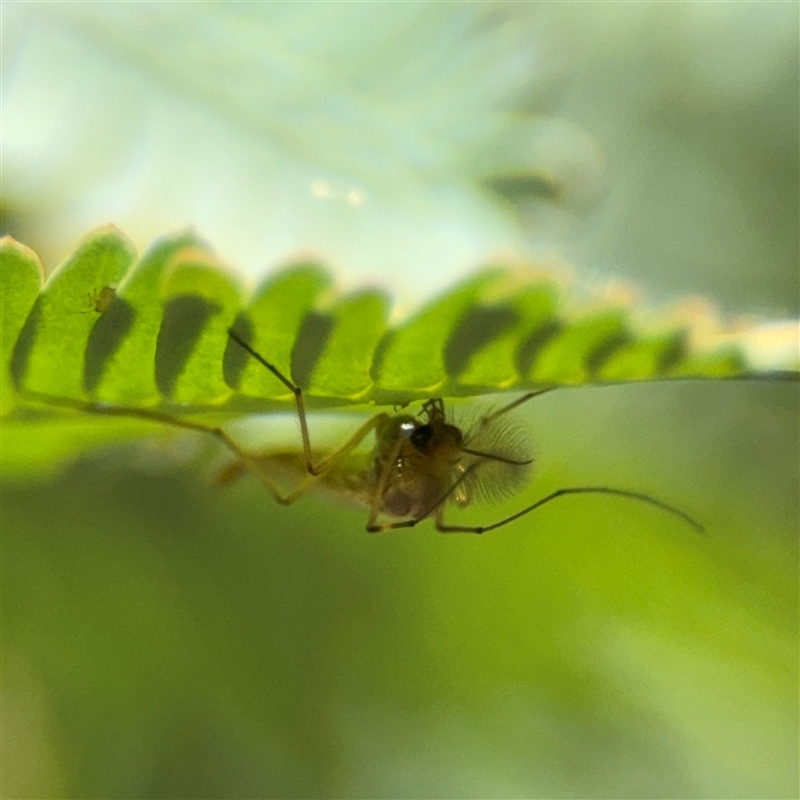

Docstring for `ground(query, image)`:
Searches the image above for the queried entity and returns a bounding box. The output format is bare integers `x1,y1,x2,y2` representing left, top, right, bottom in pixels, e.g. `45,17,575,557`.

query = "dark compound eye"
410,424,433,452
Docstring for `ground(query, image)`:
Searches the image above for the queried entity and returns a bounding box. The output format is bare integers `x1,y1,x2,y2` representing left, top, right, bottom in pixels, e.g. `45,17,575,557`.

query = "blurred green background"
2,4,798,798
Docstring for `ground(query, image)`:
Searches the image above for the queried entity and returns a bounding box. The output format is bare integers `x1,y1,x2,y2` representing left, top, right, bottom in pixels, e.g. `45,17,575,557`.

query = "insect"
210,331,703,534
81,286,116,314
26,329,702,534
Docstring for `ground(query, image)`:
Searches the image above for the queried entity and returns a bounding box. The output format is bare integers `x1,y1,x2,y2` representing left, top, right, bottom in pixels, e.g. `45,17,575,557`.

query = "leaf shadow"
155,295,220,398
83,296,136,393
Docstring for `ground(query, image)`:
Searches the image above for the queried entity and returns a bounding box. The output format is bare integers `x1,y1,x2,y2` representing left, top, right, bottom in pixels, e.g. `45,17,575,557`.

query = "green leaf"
304,290,390,399
375,269,506,393
454,281,559,391
1,237,44,415
157,248,243,405
2,227,797,475
90,229,210,404
232,264,333,401
529,310,630,384
10,226,136,399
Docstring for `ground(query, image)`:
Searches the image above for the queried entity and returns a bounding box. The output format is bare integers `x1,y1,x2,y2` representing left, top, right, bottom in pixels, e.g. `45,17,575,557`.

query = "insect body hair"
450,403,534,507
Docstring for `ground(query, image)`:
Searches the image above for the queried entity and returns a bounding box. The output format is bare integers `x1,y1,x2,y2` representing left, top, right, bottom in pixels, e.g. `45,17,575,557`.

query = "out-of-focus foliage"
3,381,798,798
1,3,797,799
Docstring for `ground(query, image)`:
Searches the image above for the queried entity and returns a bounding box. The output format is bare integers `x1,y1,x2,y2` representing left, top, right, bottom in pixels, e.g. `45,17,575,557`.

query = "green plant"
3,226,796,481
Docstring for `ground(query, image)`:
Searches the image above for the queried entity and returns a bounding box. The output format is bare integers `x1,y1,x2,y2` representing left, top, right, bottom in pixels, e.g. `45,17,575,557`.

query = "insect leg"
435,486,704,534
476,386,558,429
224,329,390,483
216,411,392,497
23,387,399,513
258,411,392,506
227,328,318,475
309,413,391,476
365,438,414,532
19,390,297,505
366,518,420,533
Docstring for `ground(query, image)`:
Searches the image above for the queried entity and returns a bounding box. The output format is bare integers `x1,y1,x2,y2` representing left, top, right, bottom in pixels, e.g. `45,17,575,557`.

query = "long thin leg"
367,518,419,533
230,333,554,477
20,389,388,508
455,388,557,466
476,387,557,430
365,438,405,532
435,486,704,534
264,412,390,505
309,414,389,476
216,410,391,500
227,328,319,475
21,389,297,504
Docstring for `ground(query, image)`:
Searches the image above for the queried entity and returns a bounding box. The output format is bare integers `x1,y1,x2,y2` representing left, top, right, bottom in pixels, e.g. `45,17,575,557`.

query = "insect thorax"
372,409,466,520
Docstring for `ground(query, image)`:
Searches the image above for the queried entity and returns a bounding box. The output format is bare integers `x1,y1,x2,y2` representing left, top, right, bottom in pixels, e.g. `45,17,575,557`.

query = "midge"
81,285,116,314
43,329,701,533
206,330,702,534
